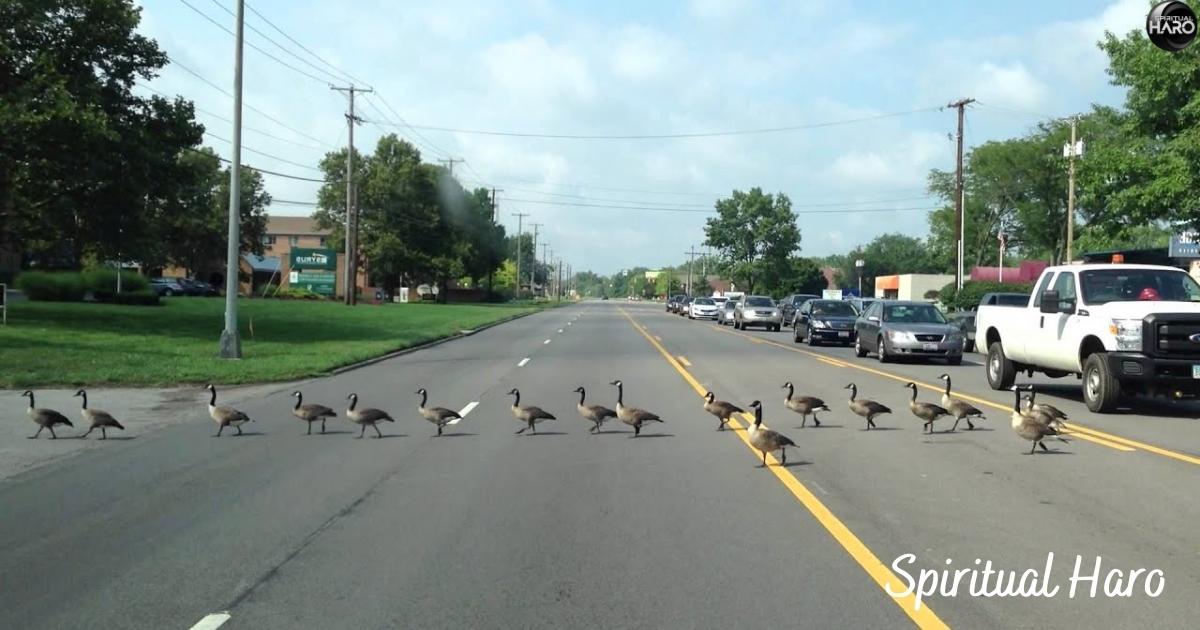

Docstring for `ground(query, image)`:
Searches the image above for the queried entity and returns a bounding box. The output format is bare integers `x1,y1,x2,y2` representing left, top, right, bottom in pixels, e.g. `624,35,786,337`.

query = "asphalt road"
1,302,1197,629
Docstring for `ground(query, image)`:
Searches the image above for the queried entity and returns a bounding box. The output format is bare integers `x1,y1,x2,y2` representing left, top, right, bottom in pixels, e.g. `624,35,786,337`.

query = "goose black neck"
293,394,302,410
615,383,623,405
79,391,88,410
208,388,216,406
26,393,34,409
784,383,794,400
1012,388,1021,412
577,388,586,405
942,377,951,396
419,390,428,408
511,390,520,406
348,395,358,411
847,386,856,402
1027,388,1037,404
909,386,917,402
754,405,763,426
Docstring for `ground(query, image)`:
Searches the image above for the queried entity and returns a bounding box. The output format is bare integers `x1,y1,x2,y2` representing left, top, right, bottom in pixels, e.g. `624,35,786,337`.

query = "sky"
136,0,1149,274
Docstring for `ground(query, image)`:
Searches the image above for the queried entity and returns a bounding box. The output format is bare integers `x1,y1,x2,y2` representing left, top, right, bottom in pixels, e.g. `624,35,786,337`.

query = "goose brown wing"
300,403,337,418
585,404,617,419
524,406,557,420
430,406,462,421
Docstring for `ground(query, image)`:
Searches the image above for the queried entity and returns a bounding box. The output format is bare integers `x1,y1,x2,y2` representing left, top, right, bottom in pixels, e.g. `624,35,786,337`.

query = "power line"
140,82,329,151
479,184,934,209
499,197,936,214
207,0,348,85
974,100,1063,122
374,106,942,140
177,0,333,85
356,95,452,161
244,0,369,87
271,199,320,206
185,146,330,182
203,132,324,172
363,94,456,159
167,57,336,148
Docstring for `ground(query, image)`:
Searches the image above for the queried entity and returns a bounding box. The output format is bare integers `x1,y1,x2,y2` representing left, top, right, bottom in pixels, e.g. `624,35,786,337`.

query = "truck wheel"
986,342,1016,390
854,337,868,358
1083,354,1121,413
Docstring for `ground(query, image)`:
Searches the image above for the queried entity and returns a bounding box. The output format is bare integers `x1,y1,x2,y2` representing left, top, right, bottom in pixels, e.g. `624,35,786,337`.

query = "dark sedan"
779,293,820,327
792,299,859,346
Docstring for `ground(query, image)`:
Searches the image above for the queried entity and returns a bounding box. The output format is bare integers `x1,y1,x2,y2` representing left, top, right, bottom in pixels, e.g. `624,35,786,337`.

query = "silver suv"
734,295,782,331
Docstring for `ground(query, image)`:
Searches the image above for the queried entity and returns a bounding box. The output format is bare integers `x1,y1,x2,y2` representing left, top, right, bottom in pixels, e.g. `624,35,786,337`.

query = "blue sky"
136,0,1148,274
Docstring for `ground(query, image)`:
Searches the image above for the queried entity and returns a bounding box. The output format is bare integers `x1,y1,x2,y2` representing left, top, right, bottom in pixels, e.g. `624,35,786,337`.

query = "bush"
82,268,148,293
94,290,162,306
940,280,1034,311
15,271,86,301
269,287,325,300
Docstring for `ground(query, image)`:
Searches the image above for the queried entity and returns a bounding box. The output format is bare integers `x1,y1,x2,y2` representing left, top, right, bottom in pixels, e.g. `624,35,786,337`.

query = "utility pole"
948,98,975,290
556,259,563,302
531,223,544,296
219,0,246,359
1064,116,1083,264
331,84,373,305
683,246,699,295
490,188,503,223
437,158,464,178
998,231,1007,282
513,213,529,298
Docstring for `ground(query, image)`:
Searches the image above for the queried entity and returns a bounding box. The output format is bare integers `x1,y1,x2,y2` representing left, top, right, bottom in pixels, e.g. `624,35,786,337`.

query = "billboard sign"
290,247,336,270
1170,231,1200,258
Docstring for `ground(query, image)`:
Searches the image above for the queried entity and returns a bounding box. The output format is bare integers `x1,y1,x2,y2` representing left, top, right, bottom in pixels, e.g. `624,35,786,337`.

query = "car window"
864,302,881,318
694,298,713,305
996,294,1029,306
1052,272,1077,302
1031,273,1056,307
745,296,773,307
883,304,946,324
811,301,857,317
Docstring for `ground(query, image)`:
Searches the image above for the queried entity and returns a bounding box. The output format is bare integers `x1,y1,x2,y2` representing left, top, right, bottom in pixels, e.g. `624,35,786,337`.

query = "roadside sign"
822,289,842,300
289,247,337,296
399,287,409,303
1170,231,1200,258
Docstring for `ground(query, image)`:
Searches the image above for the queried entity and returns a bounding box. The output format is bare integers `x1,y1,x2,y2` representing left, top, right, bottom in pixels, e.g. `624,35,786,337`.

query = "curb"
328,306,553,376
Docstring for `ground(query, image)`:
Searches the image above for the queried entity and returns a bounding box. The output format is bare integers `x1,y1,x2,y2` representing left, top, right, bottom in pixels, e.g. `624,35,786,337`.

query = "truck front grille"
1147,314,1200,359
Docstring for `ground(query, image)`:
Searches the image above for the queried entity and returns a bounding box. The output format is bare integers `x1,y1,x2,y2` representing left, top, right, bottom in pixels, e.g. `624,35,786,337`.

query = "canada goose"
416,388,462,436
21,390,73,439
703,391,743,431
574,386,616,433
1010,386,1068,454
509,388,556,434
610,380,664,437
74,389,125,439
937,374,985,431
346,393,394,438
1022,386,1068,427
844,383,891,430
782,381,829,428
904,382,950,433
747,400,797,467
205,384,252,437
291,391,336,435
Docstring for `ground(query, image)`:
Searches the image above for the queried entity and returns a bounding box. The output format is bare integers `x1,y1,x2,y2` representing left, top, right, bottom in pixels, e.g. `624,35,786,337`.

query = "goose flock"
18,373,1070,464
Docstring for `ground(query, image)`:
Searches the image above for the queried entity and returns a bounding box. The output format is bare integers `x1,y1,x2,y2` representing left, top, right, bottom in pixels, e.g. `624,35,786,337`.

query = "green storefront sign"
289,247,336,296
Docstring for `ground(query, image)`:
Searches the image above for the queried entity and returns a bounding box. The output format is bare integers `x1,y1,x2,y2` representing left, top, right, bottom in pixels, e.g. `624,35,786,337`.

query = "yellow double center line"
712,324,1200,465
622,309,949,629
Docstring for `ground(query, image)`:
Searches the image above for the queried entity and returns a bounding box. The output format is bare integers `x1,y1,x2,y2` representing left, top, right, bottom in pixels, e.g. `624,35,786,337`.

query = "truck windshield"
883,304,946,324
1080,269,1200,304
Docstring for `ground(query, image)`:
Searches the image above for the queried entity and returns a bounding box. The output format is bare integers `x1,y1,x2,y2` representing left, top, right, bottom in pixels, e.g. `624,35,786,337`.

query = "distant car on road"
677,295,693,316
734,295,782,331
177,278,219,296
793,299,859,346
854,300,963,364
946,311,977,352
148,277,186,297
688,297,719,320
667,294,686,313
719,299,738,325
975,292,1030,310
779,293,821,327
847,298,876,315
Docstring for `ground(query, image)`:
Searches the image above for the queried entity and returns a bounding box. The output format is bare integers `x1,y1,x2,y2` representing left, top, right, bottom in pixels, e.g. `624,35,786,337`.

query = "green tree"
841,233,938,295
1,0,203,268
776,257,827,295
703,188,801,294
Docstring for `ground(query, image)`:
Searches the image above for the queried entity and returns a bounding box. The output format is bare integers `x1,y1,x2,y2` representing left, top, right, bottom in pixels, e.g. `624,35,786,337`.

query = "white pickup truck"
976,263,1200,412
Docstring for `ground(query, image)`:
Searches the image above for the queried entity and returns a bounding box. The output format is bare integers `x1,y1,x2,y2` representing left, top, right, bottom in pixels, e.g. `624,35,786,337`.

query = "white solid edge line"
518,357,531,367
544,339,551,344
448,401,479,425
189,613,232,630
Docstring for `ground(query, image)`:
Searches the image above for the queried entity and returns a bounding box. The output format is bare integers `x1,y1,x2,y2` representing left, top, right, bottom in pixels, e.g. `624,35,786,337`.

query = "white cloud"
971,62,1049,110
610,26,681,82
689,0,750,20
483,35,596,108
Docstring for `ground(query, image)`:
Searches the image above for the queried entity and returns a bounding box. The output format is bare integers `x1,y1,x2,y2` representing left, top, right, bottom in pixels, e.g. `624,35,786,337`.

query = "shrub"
82,268,149,293
15,271,86,301
94,290,162,306
270,287,325,300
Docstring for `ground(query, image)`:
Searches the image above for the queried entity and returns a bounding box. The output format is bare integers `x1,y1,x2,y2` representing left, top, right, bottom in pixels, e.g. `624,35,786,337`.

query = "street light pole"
855,259,865,297
218,0,246,359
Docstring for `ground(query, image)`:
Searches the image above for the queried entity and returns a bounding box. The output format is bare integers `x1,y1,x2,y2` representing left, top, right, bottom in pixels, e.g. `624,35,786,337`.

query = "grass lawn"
0,298,555,388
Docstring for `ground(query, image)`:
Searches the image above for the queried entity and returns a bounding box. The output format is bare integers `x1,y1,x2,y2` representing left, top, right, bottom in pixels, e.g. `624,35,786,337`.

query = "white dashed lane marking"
544,339,552,345
189,613,231,630
448,401,479,425
518,357,531,367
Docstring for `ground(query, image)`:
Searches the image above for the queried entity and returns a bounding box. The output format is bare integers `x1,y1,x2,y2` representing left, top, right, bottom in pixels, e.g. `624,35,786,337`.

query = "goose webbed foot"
236,425,243,436
1039,441,1050,452
813,416,821,427
966,420,976,430
321,419,327,434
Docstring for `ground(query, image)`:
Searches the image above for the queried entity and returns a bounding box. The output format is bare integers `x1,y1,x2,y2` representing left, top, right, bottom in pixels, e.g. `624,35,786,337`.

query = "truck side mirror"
1039,290,1060,314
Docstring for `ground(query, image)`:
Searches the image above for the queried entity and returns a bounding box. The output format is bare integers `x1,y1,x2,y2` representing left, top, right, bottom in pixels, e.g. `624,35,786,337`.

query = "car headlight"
1109,318,1143,351
812,320,827,329
889,330,916,343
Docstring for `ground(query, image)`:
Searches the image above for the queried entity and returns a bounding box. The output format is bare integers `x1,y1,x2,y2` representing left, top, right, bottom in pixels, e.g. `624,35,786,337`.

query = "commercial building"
873,273,955,301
